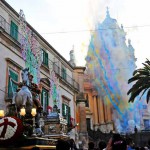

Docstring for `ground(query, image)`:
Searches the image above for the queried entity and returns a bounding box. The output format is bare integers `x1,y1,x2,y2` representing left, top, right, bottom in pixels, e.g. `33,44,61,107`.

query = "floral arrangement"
0,116,24,145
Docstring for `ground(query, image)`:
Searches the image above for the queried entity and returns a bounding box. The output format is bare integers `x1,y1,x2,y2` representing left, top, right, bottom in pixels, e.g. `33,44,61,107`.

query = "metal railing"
53,63,79,90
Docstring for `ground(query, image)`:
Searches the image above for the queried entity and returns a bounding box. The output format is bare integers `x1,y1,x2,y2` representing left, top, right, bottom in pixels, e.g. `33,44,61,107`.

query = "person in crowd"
105,133,127,150
98,140,107,150
88,141,96,150
140,147,146,150
126,137,135,150
147,139,150,149
56,139,71,150
69,138,78,150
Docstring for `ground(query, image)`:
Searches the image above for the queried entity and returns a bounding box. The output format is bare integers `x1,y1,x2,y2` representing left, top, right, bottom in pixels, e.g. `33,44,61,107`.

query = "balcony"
0,15,22,43
53,63,79,90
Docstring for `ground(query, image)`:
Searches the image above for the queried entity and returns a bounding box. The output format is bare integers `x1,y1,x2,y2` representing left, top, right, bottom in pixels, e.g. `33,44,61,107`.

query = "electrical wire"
40,24,150,34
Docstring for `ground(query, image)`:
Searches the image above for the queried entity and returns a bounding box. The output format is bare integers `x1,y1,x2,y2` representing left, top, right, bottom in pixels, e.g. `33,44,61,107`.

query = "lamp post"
20,107,26,126
20,107,26,116
0,110,4,118
31,108,37,137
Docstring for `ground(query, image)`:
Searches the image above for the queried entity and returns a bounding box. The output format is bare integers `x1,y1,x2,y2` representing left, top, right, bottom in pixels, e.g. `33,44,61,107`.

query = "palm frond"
128,85,149,102
146,89,150,103
128,58,150,103
128,75,143,84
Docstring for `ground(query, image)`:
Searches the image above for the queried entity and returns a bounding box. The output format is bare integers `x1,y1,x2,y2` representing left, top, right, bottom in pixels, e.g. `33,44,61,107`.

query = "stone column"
98,97,104,123
107,103,112,122
105,97,113,132
104,103,108,123
93,95,98,129
76,93,88,149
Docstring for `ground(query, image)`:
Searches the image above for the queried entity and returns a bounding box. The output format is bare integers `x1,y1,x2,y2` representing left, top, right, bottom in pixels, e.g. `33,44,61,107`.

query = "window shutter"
10,21,18,40
64,69,66,79
14,23,18,40
62,68,66,80
42,50,48,67
45,52,48,66
42,50,45,63
41,88,49,111
41,89,44,105
67,106,71,126
8,70,18,97
62,103,65,117
46,90,49,108
10,21,14,37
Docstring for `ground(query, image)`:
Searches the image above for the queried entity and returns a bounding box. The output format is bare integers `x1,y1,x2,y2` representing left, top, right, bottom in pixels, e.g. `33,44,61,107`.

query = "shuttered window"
62,103,71,126
41,88,49,112
8,69,18,98
10,21,18,41
42,49,49,67
61,67,66,80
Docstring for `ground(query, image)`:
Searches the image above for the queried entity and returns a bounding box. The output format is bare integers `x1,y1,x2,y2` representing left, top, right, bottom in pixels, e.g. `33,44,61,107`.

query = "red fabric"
0,116,24,145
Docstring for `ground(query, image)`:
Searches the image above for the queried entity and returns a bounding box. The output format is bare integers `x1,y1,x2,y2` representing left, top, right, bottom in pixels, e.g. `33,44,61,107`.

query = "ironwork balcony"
53,63,79,90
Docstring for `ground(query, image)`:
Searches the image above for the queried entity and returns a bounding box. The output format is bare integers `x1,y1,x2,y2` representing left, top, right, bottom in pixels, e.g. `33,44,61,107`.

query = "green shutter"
62,68,66,80
42,50,49,67
67,106,71,125
10,21,18,40
64,69,66,79
46,89,49,108
41,89,44,105
41,88,49,111
8,70,18,97
42,50,45,64
62,103,65,116
45,52,48,66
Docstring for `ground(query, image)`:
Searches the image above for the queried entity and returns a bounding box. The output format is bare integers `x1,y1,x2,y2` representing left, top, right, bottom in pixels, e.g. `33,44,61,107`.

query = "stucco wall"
0,42,25,110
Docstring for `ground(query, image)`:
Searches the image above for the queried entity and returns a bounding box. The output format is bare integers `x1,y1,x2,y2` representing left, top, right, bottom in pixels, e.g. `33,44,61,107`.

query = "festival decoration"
50,71,60,108
0,117,23,145
19,10,42,83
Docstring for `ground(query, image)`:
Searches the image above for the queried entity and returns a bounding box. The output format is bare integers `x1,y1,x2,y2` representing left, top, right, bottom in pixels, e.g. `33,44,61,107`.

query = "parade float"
0,68,69,149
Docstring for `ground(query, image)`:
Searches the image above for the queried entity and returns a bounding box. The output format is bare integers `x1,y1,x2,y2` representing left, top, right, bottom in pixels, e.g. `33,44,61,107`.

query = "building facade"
0,0,80,140
84,8,150,133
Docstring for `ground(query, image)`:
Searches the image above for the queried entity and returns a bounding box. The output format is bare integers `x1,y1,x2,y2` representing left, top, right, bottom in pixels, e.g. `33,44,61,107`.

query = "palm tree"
127,58,150,103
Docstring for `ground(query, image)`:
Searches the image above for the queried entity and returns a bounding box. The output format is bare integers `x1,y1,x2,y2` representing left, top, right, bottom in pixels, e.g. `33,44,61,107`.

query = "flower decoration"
0,117,24,145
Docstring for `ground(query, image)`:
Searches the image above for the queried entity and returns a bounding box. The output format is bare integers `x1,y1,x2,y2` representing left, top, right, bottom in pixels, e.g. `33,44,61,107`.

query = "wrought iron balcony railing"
53,63,79,90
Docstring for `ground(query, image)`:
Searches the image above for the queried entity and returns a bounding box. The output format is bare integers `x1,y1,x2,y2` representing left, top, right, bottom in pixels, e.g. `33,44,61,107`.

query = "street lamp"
31,108,37,137
0,110,4,118
20,107,26,116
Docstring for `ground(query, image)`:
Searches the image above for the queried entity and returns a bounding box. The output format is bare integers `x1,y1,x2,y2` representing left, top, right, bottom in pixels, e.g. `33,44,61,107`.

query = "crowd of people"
55,134,150,150
87,133,150,150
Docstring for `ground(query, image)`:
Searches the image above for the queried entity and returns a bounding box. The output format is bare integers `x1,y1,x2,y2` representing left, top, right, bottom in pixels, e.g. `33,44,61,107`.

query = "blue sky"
6,0,150,67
